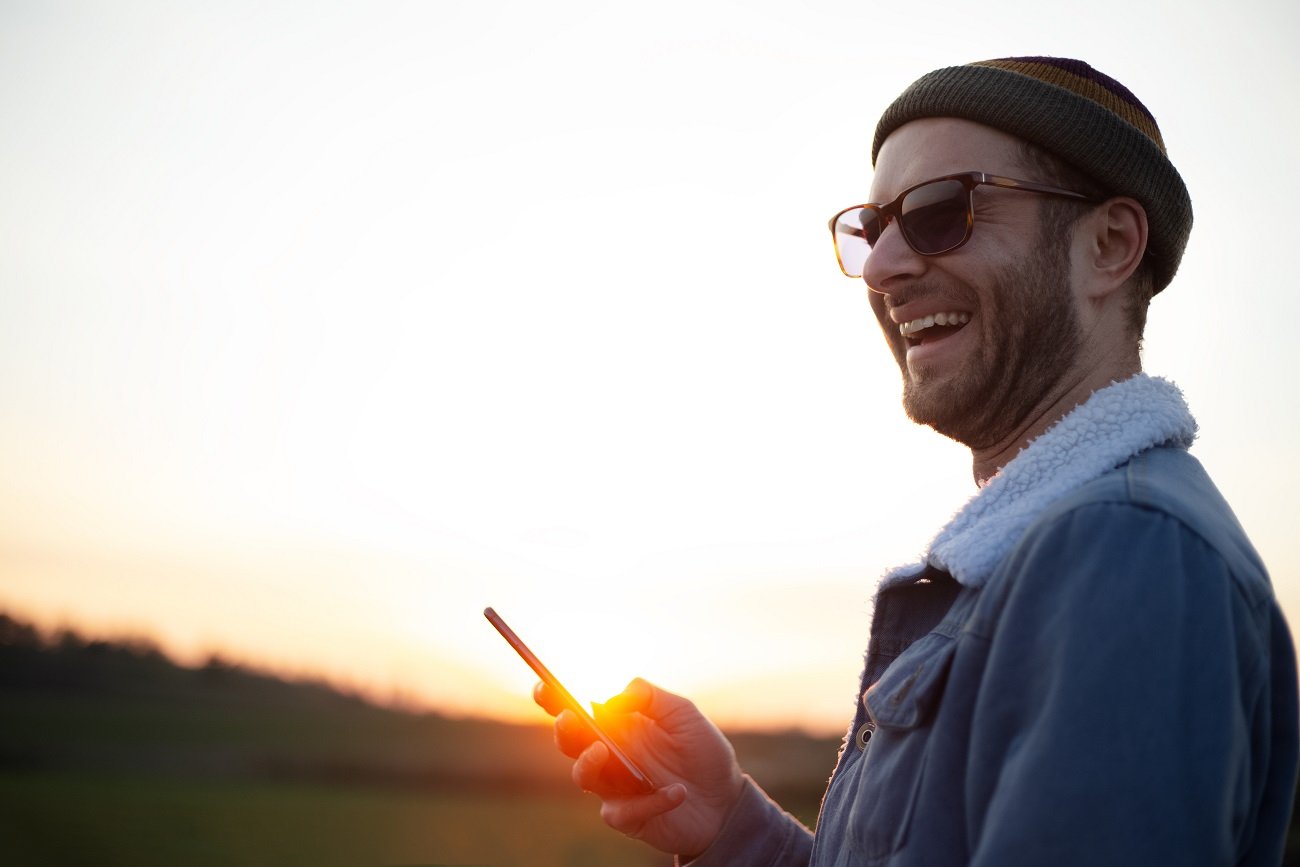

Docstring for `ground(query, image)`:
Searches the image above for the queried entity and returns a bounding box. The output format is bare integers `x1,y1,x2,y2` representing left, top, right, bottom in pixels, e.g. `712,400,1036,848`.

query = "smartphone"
483,607,656,794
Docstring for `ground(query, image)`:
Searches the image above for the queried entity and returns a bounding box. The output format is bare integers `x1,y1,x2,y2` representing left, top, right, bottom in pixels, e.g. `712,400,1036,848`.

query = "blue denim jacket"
687,446,1299,866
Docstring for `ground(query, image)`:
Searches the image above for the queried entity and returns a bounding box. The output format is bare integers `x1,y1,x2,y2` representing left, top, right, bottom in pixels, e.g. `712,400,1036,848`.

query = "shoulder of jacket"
1033,446,1272,604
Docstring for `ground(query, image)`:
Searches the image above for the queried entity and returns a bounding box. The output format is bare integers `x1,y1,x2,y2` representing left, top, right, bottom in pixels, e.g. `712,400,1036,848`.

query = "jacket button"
855,721,875,751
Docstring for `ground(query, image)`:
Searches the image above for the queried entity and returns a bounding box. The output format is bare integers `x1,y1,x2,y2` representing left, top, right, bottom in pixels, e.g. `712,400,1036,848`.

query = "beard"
888,238,1083,449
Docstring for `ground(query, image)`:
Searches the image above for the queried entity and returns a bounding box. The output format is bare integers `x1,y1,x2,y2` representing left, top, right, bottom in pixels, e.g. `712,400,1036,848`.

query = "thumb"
601,677,654,714
604,678,698,727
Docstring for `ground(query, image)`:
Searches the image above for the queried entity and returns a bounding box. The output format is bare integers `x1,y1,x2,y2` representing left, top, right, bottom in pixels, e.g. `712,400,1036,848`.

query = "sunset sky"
2,0,1298,735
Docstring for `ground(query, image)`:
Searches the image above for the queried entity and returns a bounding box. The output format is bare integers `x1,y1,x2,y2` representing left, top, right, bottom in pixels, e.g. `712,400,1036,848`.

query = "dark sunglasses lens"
900,179,970,254
860,207,886,248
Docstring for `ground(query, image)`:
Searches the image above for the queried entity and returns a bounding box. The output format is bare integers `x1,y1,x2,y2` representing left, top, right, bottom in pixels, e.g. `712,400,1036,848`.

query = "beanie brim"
873,64,1192,293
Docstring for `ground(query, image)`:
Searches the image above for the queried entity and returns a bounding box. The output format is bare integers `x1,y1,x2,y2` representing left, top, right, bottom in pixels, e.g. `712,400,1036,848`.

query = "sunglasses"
828,171,1096,278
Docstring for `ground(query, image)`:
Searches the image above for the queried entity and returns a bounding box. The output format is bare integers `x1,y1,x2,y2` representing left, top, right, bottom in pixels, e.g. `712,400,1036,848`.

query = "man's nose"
862,219,925,296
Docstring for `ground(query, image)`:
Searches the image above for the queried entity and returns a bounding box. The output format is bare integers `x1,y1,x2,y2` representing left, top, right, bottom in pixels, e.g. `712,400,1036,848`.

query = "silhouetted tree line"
0,611,368,710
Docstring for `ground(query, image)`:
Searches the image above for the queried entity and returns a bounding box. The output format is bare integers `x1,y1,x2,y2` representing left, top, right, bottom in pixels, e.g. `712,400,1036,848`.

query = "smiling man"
536,57,1299,866
855,115,1134,481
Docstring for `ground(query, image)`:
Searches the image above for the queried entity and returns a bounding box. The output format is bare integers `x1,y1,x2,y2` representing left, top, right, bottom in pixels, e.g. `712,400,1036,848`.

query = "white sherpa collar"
879,374,1198,591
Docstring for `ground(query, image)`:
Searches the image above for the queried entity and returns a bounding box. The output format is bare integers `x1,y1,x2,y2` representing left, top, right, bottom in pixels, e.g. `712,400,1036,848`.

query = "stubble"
898,237,1083,450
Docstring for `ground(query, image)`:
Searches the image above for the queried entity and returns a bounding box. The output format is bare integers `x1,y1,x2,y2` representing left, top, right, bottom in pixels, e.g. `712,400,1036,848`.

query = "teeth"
900,311,970,337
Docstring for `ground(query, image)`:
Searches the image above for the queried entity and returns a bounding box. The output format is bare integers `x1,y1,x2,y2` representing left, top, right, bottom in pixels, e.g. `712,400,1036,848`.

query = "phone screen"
483,607,656,794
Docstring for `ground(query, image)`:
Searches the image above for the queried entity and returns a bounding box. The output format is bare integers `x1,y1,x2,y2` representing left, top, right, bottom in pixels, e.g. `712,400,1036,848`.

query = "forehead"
869,118,1029,202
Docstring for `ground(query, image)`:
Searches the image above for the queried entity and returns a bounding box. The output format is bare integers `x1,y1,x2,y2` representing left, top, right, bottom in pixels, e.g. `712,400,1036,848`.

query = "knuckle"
570,744,605,789
599,800,632,832
572,757,600,791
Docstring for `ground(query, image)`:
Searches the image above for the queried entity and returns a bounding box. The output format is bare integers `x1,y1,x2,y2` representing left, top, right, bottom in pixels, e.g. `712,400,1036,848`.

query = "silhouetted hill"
1,613,355,706
0,611,838,805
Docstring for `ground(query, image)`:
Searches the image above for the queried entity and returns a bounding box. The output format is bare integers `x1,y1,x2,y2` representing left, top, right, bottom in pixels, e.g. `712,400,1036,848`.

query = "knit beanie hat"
872,57,1192,293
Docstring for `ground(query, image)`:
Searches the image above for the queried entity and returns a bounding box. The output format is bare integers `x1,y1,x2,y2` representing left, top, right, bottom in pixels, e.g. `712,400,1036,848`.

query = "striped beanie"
873,57,1191,293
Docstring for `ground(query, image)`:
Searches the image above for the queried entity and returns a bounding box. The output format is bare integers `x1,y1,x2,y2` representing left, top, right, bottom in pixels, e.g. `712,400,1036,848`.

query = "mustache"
875,280,978,313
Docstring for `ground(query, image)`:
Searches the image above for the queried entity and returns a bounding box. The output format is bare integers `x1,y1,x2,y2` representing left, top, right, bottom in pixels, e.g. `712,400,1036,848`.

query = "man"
536,57,1299,865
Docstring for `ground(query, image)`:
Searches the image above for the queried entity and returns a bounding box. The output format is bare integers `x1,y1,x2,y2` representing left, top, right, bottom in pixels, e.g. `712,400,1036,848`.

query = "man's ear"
1079,196,1148,300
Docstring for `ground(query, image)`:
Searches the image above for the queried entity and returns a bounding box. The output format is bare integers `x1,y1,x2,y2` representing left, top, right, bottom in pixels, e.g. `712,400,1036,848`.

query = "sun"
487,606,651,712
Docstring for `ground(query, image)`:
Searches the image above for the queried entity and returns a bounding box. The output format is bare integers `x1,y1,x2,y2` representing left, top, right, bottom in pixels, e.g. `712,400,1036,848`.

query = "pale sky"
2,0,1298,734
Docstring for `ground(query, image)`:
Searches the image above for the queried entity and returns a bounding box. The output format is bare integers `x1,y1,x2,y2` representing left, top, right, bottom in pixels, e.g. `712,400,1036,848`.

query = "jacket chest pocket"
844,632,957,863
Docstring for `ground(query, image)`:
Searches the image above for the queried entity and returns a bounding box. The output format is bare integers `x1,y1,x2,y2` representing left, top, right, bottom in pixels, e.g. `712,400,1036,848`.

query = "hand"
534,677,745,859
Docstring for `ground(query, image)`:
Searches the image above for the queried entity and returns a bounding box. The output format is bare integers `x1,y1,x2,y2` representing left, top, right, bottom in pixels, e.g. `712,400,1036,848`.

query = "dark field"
0,615,833,866
0,772,667,866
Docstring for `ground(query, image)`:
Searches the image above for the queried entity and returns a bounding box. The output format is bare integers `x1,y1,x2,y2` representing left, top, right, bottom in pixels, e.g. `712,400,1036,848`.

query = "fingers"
572,739,610,791
575,742,687,833
533,681,565,716
553,709,597,758
535,683,595,758
540,677,699,762
600,783,688,836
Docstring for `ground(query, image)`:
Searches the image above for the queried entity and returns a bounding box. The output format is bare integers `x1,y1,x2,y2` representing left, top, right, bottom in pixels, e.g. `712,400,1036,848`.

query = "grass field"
0,772,672,867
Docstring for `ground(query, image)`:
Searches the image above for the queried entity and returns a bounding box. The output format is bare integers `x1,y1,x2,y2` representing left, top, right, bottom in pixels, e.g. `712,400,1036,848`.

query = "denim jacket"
686,377,1299,866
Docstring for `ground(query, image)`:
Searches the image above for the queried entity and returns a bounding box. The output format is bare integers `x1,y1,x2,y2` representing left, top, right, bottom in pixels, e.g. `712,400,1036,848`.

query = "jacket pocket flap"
864,633,957,729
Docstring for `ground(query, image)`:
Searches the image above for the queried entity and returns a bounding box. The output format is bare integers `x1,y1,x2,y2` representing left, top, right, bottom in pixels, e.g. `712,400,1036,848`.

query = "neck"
969,356,1142,485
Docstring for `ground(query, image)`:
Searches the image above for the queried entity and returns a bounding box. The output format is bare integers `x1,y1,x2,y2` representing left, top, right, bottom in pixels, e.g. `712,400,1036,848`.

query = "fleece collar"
879,374,1198,591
